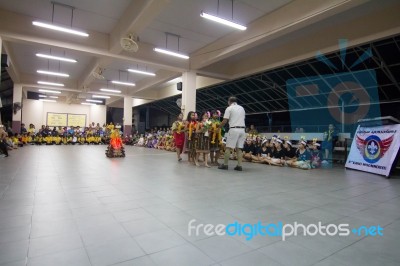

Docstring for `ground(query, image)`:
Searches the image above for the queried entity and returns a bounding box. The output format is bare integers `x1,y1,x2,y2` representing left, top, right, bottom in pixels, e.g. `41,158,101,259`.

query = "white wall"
22,99,106,128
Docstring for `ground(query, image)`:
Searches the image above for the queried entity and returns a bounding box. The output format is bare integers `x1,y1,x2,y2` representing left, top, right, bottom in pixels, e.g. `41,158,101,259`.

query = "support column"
12,83,23,133
181,71,196,117
123,96,132,136
145,107,150,130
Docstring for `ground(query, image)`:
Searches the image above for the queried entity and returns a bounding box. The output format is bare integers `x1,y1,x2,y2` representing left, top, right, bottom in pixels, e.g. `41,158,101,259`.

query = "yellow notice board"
67,114,86,127
47,113,67,127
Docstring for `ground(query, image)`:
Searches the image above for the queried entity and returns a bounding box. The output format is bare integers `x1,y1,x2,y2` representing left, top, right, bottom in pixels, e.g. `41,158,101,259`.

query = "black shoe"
234,166,242,171
218,164,228,170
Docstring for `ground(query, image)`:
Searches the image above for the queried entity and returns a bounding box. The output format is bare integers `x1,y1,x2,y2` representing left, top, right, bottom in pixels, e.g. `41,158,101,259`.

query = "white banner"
346,124,400,176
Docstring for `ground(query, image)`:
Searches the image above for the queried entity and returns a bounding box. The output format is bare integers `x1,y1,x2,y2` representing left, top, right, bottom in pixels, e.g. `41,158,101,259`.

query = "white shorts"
225,128,246,149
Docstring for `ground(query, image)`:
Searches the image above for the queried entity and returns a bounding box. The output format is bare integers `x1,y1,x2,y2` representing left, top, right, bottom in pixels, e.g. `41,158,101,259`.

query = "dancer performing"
171,113,186,161
105,124,125,158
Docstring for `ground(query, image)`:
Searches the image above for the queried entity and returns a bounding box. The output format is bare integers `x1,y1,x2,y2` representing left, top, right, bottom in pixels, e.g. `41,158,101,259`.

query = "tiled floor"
0,145,400,266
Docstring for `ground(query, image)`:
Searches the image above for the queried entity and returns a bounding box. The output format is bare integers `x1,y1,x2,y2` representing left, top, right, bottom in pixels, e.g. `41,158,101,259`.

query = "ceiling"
0,0,399,107
144,34,400,116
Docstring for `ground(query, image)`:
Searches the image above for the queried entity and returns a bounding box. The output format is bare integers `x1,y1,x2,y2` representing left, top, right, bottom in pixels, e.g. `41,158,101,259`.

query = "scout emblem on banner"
356,134,394,164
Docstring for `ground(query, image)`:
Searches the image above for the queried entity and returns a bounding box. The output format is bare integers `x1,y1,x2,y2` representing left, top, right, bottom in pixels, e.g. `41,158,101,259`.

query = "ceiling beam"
78,0,171,91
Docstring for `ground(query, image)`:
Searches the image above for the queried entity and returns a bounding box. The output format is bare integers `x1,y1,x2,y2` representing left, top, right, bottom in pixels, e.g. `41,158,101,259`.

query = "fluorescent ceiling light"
81,102,96,105
86,99,103,103
111,81,135,86
37,70,69,77
49,96,59,99
127,69,156,76
200,12,246,30
100,88,121,93
92,95,110,99
153,48,189,59
38,89,61,94
167,77,182,84
36,53,77,63
38,81,64,87
38,95,47,98
39,99,57,102
32,21,89,37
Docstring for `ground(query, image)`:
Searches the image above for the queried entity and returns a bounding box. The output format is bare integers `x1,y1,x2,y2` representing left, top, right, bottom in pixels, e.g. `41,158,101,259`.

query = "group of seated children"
134,132,177,152
13,123,125,146
237,135,323,170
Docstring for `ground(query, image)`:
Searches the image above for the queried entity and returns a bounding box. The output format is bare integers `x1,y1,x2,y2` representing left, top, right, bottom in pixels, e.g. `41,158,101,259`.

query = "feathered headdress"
312,138,320,146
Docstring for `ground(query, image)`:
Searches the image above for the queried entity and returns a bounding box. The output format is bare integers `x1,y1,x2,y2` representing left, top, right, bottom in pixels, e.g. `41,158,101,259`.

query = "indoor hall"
0,146,400,266
1,0,400,265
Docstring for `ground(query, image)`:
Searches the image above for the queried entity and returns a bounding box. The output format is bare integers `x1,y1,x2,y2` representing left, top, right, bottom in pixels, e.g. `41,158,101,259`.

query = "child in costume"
195,112,211,167
209,110,222,166
171,113,185,161
185,111,198,164
106,126,125,157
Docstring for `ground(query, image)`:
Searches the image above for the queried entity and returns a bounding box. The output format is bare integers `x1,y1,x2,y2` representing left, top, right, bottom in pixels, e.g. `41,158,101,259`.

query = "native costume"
209,118,222,152
196,120,211,153
105,128,125,157
172,120,185,154
186,120,198,161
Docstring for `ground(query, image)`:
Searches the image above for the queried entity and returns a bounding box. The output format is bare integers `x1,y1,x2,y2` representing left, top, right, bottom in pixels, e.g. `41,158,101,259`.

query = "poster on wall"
345,124,400,176
47,113,67,127
67,114,86,128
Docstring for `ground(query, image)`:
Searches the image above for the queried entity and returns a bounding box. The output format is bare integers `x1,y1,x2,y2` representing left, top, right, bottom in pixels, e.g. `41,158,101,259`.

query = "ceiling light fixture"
38,95,47,98
39,99,57,102
100,88,121,93
127,69,156,76
38,81,64,87
37,70,70,77
32,21,89,37
200,12,246,30
200,0,246,31
154,48,189,59
81,102,96,105
38,89,61,94
86,99,103,103
49,96,59,99
154,32,189,59
92,95,110,99
36,53,77,63
111,80,135,86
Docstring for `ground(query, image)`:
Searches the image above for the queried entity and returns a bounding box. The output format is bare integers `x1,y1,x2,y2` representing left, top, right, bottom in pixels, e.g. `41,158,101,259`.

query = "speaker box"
1,54,9,68
177,82,182,91
27,91,40,100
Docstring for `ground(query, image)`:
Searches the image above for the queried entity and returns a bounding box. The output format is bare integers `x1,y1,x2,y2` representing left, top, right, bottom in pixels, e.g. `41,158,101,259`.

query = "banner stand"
345,117,400,178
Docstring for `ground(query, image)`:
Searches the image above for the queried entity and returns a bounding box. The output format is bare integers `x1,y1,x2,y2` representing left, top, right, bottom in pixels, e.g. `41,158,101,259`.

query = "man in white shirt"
218,96,246,171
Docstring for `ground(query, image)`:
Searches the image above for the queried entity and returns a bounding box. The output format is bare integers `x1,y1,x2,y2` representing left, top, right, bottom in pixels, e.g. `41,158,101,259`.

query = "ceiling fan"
120,34,139,53
92,67,105,79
